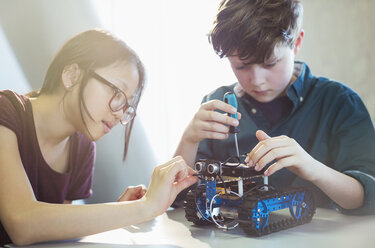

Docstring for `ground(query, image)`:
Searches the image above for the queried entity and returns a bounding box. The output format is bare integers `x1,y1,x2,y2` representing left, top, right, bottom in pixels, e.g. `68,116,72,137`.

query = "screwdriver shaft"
234,133,240,158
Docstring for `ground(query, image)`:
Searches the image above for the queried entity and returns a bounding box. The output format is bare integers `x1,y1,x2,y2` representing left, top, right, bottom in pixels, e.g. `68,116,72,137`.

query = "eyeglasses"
89,70,137,125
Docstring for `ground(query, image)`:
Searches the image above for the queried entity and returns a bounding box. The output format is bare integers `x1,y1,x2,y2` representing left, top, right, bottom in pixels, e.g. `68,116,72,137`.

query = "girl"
0,29,197,246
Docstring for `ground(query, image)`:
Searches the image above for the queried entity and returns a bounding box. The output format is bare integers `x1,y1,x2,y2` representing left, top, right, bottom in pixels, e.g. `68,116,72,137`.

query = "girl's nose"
113,108,124,121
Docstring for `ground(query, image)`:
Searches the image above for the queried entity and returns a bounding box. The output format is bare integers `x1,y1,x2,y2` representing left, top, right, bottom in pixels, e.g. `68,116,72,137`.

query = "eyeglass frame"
88,70,138,125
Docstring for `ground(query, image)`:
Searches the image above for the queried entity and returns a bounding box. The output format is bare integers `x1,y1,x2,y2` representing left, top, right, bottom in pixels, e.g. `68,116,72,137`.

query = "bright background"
1,0,374,203
92,0,237,164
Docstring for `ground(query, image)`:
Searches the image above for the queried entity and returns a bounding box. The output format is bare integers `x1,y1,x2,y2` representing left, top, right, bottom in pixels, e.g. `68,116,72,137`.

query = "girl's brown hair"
30,29,145,160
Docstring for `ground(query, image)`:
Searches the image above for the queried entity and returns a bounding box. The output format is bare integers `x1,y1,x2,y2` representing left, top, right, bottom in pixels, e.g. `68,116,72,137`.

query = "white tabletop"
7,207,375,248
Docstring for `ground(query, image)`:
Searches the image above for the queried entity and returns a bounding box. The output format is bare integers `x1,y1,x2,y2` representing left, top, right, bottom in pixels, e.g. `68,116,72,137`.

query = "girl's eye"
114,92,123,101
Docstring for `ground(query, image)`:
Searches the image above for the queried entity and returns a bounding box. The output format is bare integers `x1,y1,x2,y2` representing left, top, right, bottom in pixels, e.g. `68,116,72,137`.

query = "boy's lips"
253,89,270,95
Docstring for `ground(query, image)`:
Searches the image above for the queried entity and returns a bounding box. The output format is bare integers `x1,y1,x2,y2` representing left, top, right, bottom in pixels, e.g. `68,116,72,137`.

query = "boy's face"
228,45,297,103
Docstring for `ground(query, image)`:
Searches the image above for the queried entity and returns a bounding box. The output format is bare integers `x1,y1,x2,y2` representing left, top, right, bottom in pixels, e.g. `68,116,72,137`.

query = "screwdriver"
223,92,240,158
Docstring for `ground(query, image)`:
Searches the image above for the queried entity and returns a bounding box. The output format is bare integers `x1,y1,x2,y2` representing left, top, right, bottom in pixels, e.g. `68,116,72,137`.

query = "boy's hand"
245,130,321,182
144,156,198,217
182,100,241,144
118,185,147,201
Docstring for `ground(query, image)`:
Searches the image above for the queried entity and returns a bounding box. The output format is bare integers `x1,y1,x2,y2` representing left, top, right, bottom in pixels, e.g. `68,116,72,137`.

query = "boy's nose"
249,65,266,86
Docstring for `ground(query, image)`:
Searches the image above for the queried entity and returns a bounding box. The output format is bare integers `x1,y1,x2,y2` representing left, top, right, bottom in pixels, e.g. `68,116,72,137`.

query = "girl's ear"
62,64,81,90
293,29,304,55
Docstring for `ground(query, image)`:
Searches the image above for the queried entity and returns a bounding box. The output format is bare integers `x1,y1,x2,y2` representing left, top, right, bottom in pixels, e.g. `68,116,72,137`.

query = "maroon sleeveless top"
0,90,95,245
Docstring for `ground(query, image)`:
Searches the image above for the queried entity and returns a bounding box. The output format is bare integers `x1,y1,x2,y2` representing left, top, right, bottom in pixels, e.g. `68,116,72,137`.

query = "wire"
192,154,271,229
221,155,241,167
217,174,228,196
221,153,249,167
194,184,213,223
192,173,205,180
209,190,240,230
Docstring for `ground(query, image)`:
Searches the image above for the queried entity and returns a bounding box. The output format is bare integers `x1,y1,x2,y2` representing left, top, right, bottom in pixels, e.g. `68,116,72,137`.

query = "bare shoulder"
0,125,36,215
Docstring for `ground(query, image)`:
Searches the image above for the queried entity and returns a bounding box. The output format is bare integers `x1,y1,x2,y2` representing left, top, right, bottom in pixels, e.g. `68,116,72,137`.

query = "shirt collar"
286,61,310,106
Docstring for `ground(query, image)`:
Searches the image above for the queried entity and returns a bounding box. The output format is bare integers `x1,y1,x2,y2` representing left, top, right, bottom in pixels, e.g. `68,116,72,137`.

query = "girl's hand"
144,156,198,216
118,185,147,201
245,130,321,182
182,100,241,144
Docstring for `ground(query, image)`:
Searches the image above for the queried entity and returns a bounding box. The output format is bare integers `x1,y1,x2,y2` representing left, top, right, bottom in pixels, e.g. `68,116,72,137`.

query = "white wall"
299,0,375,122
0,0,156,203
0,26,30,92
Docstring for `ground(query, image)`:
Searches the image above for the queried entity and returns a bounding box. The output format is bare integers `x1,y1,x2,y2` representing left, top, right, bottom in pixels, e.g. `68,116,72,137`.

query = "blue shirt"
197,62,375,215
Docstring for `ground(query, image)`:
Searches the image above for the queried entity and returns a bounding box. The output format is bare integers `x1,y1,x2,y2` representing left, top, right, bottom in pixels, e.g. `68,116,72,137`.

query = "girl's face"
78,61,139,141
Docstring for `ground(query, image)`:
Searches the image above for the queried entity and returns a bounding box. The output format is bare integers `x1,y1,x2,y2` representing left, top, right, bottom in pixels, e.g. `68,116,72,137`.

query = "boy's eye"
235,65,246,70
264,62,276,68
264,60,278,68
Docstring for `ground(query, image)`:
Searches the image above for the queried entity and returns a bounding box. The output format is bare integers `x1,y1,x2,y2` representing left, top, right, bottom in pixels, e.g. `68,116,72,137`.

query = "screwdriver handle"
223,92,239,133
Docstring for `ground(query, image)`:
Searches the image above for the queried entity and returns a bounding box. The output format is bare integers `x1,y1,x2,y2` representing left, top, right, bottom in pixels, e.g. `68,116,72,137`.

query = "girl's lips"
102,121,113,133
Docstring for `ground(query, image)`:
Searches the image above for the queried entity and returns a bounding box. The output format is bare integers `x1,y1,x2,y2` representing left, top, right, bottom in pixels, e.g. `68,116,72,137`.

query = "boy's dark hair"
209,0,303,64
29,29,145,160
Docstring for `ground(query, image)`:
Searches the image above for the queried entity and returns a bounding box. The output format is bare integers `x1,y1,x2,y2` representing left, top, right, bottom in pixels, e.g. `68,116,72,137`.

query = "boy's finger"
200,110,239,127
256,130,271,141
204,100,237,114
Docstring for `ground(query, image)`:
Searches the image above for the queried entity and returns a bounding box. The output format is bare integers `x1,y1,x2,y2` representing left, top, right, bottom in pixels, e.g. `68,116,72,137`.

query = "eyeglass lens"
110,92,127,112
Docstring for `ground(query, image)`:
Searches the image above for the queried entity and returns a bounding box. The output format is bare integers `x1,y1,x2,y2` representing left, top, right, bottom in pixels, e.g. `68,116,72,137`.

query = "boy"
175,0,375,214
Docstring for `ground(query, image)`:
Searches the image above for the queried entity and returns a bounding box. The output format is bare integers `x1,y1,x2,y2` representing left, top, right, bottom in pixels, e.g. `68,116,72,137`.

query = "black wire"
192,154,273,230
221,153,248,167
217,174,228,196
192,173,205,180
221,155,241,167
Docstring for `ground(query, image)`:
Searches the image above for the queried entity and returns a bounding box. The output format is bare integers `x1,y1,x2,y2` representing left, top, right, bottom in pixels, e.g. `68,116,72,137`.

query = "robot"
184,93,316,236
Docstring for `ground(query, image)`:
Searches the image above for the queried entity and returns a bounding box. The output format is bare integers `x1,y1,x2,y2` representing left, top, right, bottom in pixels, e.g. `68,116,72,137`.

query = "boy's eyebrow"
243,61,255,66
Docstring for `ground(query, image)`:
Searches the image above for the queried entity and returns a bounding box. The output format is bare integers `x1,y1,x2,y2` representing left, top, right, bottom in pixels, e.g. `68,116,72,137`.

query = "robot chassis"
184,157,316,236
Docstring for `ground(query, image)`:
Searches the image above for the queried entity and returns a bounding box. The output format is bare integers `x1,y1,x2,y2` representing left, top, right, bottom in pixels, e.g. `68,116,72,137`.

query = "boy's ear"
62,63,81,91
293,29,304,55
